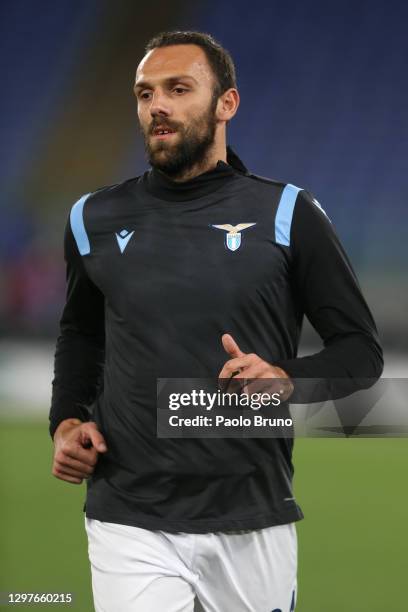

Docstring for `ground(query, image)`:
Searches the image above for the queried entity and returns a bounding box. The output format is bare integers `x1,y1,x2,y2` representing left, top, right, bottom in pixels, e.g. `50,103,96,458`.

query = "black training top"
49,147,383,533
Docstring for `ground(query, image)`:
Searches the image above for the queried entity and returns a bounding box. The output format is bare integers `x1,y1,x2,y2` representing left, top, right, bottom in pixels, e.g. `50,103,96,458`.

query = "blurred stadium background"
0,0,406,610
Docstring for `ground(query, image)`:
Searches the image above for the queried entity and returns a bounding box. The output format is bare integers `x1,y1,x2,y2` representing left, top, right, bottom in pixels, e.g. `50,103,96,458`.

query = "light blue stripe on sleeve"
275,183,303,246
70,193,92,255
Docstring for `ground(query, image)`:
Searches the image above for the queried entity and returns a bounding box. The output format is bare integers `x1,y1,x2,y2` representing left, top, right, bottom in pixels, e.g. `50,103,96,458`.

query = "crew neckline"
142,146,248,202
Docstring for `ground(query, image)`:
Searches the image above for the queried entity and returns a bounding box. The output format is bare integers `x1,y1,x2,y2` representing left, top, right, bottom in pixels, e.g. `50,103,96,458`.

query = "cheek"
182,103,211,129
137,107,149,131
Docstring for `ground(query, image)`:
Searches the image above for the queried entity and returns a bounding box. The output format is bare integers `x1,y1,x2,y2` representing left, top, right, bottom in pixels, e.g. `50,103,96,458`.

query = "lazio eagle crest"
211,223,256,251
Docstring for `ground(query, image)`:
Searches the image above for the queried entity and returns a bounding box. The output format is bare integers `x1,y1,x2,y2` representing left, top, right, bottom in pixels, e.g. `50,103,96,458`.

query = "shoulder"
247,172,324,206
70,175,141,211
243,171,286,189
244,171,327,216
67,176,141,256
244,172,329,247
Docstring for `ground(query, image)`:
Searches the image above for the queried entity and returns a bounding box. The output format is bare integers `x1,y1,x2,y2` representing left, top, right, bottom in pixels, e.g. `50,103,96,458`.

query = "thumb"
82,422,108,453
222,333,245,359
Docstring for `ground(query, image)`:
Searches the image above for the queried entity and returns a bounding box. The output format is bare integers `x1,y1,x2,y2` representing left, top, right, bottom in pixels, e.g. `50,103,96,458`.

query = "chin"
150,141,173,155
150,149,172,165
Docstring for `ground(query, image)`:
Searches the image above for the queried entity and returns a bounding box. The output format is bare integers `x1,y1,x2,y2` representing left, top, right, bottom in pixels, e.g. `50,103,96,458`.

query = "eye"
139,91,152,100
173,87,188,95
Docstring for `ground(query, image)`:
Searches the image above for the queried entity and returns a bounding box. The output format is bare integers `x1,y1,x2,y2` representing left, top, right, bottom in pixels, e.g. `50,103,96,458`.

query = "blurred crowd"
0,214,64,336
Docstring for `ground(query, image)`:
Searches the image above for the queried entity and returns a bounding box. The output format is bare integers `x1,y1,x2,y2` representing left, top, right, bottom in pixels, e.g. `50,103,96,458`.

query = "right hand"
52,418,108,485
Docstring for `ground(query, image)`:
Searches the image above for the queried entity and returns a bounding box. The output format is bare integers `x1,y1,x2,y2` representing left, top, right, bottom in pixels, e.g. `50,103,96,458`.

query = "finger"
244,378,278,396
238,375,292,401
217,372,243,394
239,377,274,400
56,456,95,476
54,461,91,479
222,376,247,395
62,444,99,467
221,334,245,359
232,365,265,381
80,423,108,453
52,467,83,484
241,380,249,396
218,355,255,379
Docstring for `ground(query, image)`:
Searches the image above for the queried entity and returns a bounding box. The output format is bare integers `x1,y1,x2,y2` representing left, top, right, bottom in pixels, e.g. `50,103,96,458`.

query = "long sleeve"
274,190,383,397
49,216,105,439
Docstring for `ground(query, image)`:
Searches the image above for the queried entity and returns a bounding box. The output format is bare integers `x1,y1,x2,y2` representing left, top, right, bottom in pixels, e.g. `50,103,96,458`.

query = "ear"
216,88,240,122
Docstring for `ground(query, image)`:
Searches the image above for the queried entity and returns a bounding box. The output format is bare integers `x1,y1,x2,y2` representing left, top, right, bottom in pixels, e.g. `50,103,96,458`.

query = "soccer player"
49,31,383,612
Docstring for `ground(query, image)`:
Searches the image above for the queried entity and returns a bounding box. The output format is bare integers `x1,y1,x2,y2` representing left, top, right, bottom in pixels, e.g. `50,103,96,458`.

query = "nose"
149,89,171,118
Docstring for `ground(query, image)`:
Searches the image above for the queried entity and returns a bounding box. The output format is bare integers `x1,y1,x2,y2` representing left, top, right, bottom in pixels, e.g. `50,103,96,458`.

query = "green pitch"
0,419,406,611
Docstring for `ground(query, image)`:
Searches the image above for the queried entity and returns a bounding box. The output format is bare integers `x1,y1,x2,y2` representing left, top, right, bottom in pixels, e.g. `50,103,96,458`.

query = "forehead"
135,44,213,86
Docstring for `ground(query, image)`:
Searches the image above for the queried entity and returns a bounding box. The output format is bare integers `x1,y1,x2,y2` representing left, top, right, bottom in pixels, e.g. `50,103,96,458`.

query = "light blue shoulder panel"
70,192,92,255
275,183,303,246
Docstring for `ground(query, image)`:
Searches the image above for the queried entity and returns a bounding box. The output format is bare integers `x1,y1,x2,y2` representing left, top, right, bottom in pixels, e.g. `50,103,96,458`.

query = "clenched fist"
52,418,108,485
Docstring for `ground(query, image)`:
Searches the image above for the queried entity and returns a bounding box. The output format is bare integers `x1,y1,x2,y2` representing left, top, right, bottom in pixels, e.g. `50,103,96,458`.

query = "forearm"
49,215,106,440
274,332,383,402
49,331,104,439
275,331,383,380
279,190,383,402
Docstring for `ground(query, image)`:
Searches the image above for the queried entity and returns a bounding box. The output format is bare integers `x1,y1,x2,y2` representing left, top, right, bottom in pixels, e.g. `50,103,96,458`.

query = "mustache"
149,119,182,135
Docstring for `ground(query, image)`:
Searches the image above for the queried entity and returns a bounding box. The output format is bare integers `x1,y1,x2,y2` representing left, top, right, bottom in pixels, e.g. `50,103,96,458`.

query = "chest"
84,199,292,312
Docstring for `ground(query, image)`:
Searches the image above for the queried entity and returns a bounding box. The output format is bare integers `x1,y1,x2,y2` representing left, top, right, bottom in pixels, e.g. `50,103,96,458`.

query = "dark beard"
142,99,218,179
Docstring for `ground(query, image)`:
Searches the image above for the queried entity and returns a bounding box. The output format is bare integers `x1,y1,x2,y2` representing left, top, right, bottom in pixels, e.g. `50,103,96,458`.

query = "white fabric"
84,516,297,612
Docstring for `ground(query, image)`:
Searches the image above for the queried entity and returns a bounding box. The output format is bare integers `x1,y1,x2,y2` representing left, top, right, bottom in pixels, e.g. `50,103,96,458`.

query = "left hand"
218,334,294,401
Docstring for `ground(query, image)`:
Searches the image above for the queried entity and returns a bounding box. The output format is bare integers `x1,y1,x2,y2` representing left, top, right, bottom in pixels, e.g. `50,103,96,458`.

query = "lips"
153,126,175,135
151,125,177,139
152,132,176,140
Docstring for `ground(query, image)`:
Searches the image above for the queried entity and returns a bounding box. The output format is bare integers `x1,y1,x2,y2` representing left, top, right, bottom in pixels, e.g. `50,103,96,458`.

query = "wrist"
273,366,294,401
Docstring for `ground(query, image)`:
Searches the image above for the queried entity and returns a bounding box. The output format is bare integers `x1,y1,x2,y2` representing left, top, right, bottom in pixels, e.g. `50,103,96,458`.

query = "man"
49,31,383,612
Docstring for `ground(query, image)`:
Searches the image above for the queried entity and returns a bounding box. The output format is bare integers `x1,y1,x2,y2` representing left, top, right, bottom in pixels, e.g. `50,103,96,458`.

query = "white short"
84,516,297,612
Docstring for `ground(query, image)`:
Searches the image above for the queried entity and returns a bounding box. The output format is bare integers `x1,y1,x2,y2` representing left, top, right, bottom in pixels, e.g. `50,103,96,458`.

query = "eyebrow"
134,75,198,91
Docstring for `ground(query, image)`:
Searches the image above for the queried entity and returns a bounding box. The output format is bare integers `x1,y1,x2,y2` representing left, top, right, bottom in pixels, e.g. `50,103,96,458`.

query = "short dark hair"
145,31,237,98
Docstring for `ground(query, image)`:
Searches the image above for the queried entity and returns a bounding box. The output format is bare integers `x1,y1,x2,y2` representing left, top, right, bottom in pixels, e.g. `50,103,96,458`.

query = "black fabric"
144,146,246,202
49,148,383,532
50,223,105,429
273,190,384,400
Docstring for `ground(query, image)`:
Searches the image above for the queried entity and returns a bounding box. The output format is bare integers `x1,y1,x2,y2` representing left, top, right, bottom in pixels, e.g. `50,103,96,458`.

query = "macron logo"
115,229,134,253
